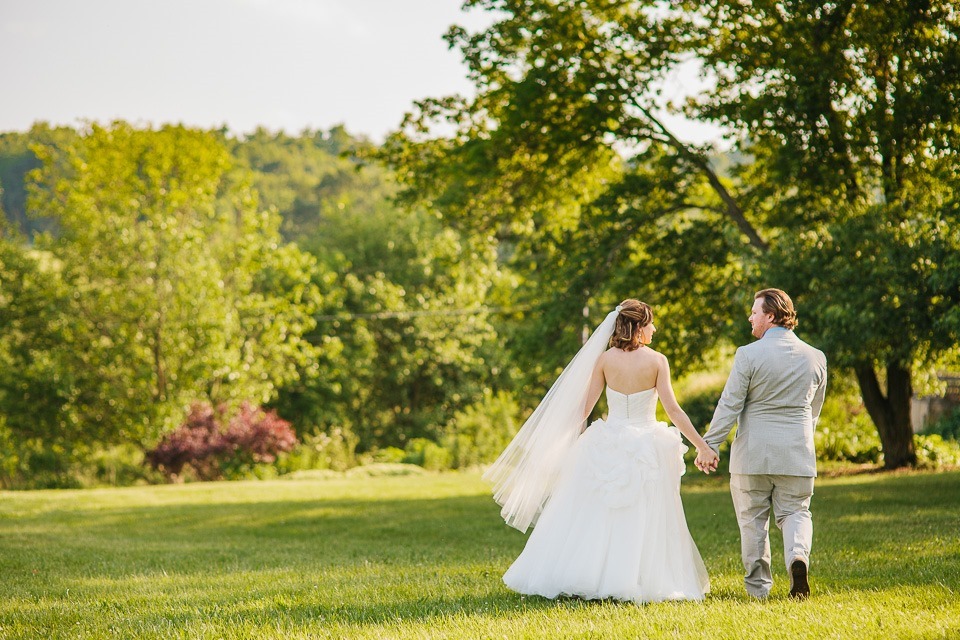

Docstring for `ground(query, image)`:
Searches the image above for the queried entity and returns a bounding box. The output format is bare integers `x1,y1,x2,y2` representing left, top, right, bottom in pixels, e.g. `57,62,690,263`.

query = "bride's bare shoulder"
645,348,669,365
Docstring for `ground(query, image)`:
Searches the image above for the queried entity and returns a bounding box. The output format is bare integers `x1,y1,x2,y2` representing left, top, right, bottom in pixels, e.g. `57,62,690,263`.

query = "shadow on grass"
1,471,958,631
3,490,563,574
107,591,560,634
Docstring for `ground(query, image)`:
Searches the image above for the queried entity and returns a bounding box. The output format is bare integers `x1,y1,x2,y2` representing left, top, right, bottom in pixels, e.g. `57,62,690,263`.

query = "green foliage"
767,206,960,373
232,127,513,454
0,237,74,455
914,434,960,469
382,0,960,469
342,462,426,478
277,427,359,473
815,396,883,464
442,389,521,469
3,3,958,478
381,1,756,387
686,0,960,467
0,416,19,488
924,407,960,441
277,184,508,451
0,123,320,486
84,444,163,487
402,437,452,471
368,447,406,464
0,433,156,489
0,123,78,237
230,126,375,242
86,444,147,486
672,369,730,434
2,122,514,481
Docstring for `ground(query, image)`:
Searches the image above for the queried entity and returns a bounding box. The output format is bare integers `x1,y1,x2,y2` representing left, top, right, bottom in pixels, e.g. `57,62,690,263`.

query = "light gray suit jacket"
705,327,827,477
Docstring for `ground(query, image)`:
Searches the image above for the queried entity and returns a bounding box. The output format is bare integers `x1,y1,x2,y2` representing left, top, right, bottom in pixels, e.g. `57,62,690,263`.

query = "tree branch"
631,100,770,252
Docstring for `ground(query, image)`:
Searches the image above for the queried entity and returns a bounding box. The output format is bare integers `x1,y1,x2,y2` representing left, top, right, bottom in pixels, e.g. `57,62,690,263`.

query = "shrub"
277,427,358,473
441,390,521,469
914,434,960,469
815,393,882,463
923,407,960,441
369,446,405,464
147,403,225,480
219,403,299,479
403,438,452,471
0,420,161,489
674,371,729,434
88,444,161,486
344,462,427,478
147,402,298,481
0,416,19,489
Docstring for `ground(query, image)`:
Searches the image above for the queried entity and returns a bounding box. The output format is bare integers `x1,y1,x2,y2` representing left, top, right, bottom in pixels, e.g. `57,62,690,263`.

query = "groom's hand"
695,448,719,474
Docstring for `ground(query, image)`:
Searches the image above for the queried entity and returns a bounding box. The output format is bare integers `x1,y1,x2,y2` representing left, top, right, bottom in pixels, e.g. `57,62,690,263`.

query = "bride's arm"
655,354,713,453
581,353,607,426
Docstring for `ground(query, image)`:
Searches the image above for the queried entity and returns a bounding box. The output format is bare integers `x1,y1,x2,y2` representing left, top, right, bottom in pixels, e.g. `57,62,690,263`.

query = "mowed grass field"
1,468,958,639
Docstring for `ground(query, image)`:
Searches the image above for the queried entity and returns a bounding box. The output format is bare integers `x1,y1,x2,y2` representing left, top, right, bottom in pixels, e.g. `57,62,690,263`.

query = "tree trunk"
153,322,167,402
855,362,917,469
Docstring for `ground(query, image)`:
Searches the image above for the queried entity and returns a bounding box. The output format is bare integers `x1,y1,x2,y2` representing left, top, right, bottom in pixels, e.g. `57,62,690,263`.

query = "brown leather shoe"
789,559,810,600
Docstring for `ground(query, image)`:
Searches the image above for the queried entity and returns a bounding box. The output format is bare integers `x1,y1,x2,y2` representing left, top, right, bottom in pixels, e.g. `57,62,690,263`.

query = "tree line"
0,122,516,486
2,1,960,485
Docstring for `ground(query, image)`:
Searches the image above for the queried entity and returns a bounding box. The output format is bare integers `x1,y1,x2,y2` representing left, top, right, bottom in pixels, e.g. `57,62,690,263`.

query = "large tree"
683,0,960,467
383,0,755,390
382,0,960,468
0,123,320,468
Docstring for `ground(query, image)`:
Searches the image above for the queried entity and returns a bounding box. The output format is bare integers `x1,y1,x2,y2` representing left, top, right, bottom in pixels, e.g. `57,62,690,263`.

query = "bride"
484,299,717,603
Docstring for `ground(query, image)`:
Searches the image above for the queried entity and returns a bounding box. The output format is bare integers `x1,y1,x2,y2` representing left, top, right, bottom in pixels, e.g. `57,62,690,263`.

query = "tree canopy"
3,1,959,480
0,123,320,481
381,0,960,468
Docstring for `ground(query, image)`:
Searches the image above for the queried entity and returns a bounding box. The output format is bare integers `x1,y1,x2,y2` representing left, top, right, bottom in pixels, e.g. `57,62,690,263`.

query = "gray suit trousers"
730,474,814,598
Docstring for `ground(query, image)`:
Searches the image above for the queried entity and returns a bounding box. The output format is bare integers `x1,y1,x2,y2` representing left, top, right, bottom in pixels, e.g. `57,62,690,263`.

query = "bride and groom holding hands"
485,288,828,603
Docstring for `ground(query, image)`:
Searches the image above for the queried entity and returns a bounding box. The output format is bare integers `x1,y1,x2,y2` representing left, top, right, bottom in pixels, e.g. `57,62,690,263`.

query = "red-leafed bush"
147,402,297,481
220,402,299,472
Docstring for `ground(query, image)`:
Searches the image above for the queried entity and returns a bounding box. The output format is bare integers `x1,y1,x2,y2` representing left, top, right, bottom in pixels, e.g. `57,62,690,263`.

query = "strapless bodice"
605,386,658,422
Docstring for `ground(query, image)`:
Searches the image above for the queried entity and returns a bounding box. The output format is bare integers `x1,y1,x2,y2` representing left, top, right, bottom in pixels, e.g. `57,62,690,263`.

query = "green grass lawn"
1,467,958,639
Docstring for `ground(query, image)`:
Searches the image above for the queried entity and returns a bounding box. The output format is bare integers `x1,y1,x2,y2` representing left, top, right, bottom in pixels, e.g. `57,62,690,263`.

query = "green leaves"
284,191,506,451
2,123,319,467
380,1,960,467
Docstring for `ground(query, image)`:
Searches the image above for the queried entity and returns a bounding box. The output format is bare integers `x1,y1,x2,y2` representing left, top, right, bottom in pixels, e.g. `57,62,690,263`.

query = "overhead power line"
314,305,528,321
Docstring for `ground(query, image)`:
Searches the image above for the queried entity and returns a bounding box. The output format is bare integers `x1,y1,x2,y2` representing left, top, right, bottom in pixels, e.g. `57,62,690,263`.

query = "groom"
696,288,827,600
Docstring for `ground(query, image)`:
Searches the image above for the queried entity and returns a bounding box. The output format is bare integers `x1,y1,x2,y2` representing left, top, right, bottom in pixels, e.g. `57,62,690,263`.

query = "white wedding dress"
502,386,710,603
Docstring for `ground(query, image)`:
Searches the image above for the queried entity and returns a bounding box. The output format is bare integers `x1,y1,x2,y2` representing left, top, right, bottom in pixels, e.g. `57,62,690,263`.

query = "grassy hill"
1,468,958,639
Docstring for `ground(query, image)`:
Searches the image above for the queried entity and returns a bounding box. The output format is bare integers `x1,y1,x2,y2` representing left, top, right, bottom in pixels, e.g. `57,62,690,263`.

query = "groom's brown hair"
755,288,798,329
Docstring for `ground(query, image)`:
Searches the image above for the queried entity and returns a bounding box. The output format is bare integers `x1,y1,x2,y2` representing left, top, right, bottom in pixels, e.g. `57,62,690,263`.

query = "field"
1,467,958,639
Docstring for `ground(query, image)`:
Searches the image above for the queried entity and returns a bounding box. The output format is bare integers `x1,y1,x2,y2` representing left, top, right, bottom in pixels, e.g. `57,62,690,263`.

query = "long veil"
483,308,619,532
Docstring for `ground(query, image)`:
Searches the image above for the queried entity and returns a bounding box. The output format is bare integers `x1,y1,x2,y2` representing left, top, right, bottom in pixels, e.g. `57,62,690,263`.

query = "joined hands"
694,448,719,474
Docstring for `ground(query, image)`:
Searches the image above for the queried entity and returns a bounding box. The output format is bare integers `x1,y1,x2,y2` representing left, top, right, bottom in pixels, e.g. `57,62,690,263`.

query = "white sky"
0,0,721,144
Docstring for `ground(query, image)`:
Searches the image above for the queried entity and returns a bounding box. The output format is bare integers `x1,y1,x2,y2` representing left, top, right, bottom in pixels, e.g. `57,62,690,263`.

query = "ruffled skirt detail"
502,418,710,603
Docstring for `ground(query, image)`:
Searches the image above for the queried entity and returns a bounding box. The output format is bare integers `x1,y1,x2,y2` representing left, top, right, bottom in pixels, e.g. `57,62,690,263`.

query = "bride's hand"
695,447,719,474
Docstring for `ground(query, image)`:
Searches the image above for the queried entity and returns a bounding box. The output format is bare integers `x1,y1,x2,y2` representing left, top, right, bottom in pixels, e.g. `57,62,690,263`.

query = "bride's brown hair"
610,299,652,351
